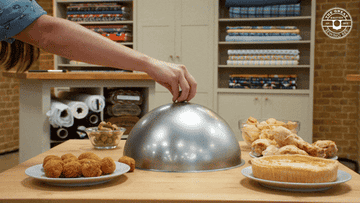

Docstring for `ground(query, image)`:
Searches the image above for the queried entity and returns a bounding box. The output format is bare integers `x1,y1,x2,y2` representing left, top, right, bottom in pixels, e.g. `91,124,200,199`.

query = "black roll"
50,126,73,141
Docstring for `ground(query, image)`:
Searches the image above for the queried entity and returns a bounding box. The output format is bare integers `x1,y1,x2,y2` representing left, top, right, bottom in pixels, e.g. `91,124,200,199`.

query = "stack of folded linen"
227,49,300,65
225,26,301,42
226,0,301,18
229,74,297,89
66,2,130,22
84,25,132,42
229,3,300,18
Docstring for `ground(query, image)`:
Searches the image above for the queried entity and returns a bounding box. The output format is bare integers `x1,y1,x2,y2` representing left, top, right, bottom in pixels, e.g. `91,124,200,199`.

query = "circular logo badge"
321,7,352,39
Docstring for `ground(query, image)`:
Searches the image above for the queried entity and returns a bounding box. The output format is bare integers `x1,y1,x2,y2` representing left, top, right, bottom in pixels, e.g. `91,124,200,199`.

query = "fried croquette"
43,155,62,167
61,153,77,160
63,157,78,164
118,156,135,172
101,157,116,174
81,160,102,177
78,152,101,161
78,158,100,166
62,161,82,178
44,159,64,178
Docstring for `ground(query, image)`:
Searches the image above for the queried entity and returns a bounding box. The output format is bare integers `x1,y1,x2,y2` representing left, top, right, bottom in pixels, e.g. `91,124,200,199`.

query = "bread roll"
251,155,339,183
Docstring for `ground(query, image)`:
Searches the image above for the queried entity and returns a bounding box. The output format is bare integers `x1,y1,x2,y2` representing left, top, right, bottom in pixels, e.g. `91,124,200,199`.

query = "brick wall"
0,0,54,154
313,0,360,161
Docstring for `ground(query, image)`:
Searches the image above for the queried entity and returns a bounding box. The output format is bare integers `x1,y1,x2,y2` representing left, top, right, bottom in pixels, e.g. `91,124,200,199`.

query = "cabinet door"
137,0,176,94
176,0,215,109
217,93,262,141
262,94,312,143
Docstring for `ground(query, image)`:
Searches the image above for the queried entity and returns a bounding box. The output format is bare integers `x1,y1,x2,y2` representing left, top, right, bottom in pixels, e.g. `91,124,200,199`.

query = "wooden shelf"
219,40,311,45
77,20,134,25
2,71,153,80
219,16,312,21
217,88,310,94
56,0,133,3
218,65,310,68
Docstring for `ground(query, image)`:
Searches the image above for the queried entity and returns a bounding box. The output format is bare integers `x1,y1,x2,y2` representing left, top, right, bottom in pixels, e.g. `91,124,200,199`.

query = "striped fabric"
226,26,298,30
225,26,301,42
228,55,300,60
227,49,300,55
225,35,301,42
226,49,300,66
227,60,299,65
228,3,300,18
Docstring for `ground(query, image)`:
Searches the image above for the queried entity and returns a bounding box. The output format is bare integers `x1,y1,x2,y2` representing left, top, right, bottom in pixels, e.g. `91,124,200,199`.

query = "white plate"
249,152,338,160
241,166,351,192
25,162,130,186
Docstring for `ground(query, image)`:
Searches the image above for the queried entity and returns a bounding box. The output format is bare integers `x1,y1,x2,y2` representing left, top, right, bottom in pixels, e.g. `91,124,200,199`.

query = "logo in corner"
321,7,352,39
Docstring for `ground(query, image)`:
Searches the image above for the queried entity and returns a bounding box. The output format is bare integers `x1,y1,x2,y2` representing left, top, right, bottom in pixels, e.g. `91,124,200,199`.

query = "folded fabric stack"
225,0,301,18
227,49,300,65
225,26,301,42
105,88,143,135
84,25,132,42
229,3,300,18
66,3,130,22
229,74,297,89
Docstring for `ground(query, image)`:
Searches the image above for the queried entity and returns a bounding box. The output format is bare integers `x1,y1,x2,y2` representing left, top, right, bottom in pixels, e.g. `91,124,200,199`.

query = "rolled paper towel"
46,101,74,128
85,111,102,127
50,126,72,141
57,99,89,119
59,93,105,113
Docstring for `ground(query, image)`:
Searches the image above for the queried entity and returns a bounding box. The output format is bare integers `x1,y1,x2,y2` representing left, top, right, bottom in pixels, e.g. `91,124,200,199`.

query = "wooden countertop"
0,140,359,203
2,71,154,80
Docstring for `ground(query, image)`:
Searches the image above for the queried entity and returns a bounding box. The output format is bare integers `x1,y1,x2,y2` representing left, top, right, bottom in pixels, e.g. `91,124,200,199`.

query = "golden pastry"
251,139,274,157
313,140,338,158
251,155,339,183
262,145,279,156
275,145,308,156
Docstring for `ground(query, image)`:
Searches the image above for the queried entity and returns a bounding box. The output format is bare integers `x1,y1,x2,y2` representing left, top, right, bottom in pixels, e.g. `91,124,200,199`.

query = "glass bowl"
239,119,300,146
84,126,126,149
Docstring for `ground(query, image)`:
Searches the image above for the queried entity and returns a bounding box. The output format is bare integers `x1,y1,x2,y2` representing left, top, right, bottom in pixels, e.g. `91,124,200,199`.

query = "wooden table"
2,71,155,163
0,140,359,203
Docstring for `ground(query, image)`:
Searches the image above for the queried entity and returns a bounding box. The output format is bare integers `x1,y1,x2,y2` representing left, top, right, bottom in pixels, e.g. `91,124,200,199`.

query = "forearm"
14,15,151,72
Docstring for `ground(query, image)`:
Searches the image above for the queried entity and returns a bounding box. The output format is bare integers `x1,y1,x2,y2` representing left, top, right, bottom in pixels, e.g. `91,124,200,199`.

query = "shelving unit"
49,0,154,146
2,71,154,163
54,0,135,70
214,0,315,142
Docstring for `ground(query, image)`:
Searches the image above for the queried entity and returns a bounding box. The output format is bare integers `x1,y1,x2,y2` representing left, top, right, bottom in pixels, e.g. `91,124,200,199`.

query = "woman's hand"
145,58,197,102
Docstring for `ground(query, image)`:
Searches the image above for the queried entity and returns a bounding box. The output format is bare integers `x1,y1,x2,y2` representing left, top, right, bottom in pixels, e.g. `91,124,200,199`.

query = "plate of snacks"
241,117,338,160
242,155,352,192
25,153,134,186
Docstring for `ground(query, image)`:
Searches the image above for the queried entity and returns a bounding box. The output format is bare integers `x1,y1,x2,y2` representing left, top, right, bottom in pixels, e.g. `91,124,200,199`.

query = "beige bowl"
84,127,126,149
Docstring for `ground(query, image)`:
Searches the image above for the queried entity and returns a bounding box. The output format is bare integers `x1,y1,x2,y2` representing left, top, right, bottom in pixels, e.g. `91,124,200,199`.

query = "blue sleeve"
0,0,47,43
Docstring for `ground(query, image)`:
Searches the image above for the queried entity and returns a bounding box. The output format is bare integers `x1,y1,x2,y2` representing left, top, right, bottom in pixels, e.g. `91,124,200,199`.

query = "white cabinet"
137,0,216,110
218,93,312,143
